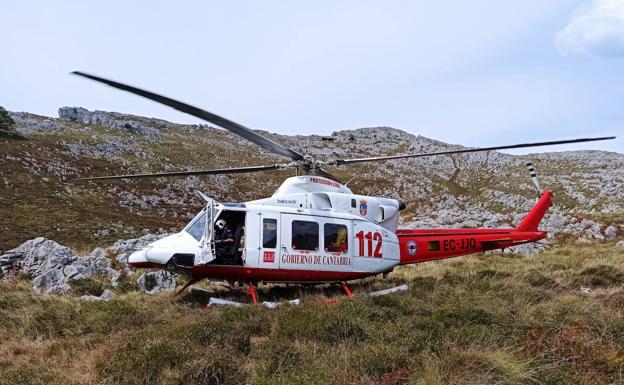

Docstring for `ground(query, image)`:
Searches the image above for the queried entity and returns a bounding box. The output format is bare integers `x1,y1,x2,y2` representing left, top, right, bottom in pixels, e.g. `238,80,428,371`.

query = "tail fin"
515,190,553,232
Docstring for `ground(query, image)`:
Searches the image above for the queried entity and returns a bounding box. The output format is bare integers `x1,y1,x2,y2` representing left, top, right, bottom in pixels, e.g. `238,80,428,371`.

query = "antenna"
366,183,377,196
344,175,357,186
526,162,541,196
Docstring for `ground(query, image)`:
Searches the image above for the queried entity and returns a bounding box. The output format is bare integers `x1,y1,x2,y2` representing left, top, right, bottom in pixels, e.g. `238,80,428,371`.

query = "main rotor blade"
71,71,305,161
77,164,281,181
317,168,338,181
334,136,616,166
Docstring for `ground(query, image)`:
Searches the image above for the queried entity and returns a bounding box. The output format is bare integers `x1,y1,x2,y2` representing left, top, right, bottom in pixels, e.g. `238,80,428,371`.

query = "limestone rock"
0,237,119,294
506,241,549,256
605,226,617,240
137,271,177,294
617,240,624,249
33,268,69,294
58,107,174,136
79,289,115,302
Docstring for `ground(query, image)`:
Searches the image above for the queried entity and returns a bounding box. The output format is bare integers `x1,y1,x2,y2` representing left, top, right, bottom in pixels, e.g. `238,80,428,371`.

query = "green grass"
0,241,623,384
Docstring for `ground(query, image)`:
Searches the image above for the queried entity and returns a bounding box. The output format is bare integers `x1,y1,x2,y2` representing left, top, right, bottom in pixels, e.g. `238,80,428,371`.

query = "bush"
0,106,15,131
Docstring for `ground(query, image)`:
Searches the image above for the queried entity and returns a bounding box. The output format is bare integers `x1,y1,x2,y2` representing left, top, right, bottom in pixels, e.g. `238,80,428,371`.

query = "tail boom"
398,190,552,265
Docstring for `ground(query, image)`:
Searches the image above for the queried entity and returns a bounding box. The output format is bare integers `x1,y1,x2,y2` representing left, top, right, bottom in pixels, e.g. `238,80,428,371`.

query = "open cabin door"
194,193,220,265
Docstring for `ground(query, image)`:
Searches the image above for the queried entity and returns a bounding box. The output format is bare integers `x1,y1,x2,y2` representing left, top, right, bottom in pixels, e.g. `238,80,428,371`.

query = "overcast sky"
2,0,622,153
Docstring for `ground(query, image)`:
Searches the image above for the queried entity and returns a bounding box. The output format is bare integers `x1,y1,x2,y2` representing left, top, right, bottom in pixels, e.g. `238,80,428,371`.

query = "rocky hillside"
1,107,622,252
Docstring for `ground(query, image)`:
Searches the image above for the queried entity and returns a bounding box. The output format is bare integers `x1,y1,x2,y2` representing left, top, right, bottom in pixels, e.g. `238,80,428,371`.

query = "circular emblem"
406,240,418,256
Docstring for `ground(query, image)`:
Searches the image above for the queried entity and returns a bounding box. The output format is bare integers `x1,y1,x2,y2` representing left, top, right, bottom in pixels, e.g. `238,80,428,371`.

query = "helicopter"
72,71,615,302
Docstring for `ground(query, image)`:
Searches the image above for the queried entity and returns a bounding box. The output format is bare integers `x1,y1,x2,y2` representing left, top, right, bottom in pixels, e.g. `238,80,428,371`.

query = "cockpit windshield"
186,211,206,241
185,206,220,242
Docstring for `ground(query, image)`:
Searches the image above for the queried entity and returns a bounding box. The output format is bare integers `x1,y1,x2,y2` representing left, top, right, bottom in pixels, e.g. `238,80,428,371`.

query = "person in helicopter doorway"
214,219,235,263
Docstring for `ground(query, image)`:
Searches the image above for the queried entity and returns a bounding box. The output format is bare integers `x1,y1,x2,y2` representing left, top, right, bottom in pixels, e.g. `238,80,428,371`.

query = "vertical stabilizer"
515,190,553,232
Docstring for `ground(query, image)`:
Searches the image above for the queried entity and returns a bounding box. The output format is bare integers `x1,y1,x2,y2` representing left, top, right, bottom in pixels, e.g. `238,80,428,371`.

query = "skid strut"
340,282,353,298
242,282,259,304
173,276,202,299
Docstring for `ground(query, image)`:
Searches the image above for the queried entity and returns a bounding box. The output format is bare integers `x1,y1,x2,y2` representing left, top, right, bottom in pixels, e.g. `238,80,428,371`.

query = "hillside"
1,107,622,252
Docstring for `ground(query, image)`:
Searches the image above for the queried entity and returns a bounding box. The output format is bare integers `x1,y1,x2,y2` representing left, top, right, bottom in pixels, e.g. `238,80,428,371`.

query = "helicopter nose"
128,249,155,268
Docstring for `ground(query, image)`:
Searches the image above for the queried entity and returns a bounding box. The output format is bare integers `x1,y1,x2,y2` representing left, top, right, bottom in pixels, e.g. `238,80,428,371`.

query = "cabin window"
262,219,277,248
186,212,206,241
292,220,319,251
428,241,441,251
324,224,348,253
351,198,356,208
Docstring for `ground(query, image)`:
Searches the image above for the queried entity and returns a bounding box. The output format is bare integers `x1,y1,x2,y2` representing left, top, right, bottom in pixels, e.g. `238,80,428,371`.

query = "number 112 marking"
355,231,383,258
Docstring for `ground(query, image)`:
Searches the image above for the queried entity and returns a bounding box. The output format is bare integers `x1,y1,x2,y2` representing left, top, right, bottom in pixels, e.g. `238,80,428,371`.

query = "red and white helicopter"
73,71,615,302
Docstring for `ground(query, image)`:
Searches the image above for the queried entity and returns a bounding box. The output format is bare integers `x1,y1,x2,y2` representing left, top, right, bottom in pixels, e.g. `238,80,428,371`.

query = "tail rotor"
526,162,542,196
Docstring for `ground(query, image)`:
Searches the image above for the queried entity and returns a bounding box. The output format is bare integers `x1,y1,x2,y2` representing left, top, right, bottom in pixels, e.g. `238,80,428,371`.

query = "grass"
1,240,623,384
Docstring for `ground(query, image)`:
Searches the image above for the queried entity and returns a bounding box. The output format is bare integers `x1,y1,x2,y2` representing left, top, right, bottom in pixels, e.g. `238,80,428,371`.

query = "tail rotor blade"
526,161,541,194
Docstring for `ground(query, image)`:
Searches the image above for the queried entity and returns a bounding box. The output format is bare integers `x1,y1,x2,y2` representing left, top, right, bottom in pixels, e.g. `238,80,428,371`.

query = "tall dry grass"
0,240,623,384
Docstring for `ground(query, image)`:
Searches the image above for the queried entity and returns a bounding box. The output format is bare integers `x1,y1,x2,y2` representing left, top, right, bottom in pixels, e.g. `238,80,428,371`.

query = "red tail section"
397,190,552,265
515,190,553,232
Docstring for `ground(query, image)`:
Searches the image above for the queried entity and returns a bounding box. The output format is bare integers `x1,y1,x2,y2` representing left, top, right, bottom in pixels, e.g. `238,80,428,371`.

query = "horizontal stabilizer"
480,238,513,247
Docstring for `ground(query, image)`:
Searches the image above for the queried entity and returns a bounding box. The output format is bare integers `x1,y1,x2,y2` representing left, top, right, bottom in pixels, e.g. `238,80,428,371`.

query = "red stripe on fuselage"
128,262,374,283
128,261,164,269
191,265,374,283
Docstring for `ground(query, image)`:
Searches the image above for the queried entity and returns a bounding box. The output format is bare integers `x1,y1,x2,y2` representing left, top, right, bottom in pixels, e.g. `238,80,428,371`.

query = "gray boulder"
78,289,115,302
0,237,71,277
506,241,549,256
605,226,617,240
0,237,119,294
617,240,624,249
137,271,177,294
33,268,69,294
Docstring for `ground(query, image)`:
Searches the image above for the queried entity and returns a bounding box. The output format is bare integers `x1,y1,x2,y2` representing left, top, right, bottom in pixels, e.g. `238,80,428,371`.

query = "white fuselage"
128,176,404,282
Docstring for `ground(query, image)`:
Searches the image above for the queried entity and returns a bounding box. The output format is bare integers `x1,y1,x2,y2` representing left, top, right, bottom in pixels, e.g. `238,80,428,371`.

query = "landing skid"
203,282,409,309
172,276,204,299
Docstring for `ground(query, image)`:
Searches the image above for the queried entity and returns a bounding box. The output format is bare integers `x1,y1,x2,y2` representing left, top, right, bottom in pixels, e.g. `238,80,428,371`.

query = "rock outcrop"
58,107,190,136
0,236,180,295
0,237,119,294
137,271,177,294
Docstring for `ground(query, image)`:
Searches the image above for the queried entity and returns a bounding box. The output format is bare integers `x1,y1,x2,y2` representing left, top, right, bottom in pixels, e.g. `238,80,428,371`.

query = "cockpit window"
186,211,206,241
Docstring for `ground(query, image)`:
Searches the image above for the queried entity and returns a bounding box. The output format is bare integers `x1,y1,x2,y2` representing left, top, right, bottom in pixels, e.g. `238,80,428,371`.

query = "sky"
1,0,623,154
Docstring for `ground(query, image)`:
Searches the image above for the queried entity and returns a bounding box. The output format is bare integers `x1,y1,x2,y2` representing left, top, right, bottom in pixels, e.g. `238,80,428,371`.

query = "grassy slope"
1,240,623,385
